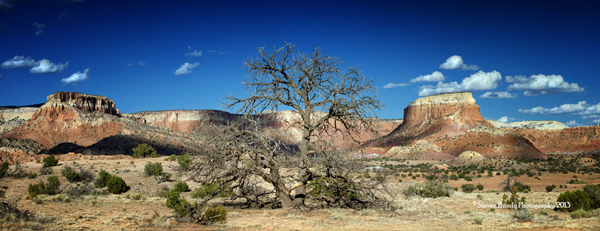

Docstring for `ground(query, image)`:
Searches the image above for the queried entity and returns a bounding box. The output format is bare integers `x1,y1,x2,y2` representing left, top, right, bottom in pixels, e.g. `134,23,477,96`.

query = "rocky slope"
489,120,600,153
125,109,402,149
0,92,200,162
367,92,545,160
0,107,39,135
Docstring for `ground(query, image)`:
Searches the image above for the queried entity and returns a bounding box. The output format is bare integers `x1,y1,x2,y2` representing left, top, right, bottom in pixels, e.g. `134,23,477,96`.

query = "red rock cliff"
33,92,120,119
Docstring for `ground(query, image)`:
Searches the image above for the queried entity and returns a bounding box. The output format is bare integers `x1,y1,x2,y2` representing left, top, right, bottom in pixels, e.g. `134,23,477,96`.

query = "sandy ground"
1,154,599,230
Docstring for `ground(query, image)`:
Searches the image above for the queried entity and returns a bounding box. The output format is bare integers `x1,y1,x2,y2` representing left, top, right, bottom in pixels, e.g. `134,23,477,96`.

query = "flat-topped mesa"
41,92,120,117
403,92,487,125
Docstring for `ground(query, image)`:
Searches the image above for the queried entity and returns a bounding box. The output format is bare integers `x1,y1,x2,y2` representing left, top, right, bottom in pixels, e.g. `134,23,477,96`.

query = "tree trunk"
277,188,294,208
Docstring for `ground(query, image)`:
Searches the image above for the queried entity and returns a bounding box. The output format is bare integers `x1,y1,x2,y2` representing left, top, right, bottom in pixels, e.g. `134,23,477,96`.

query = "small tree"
43,155,59,168
132,143,159,158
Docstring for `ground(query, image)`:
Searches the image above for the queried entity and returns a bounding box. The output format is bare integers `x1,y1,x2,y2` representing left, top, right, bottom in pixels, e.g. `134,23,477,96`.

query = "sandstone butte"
1,91,600,164
365,92,547,160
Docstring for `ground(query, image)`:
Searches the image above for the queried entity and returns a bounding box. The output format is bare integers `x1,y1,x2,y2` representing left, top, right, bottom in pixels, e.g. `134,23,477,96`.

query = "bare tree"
226,42,383,208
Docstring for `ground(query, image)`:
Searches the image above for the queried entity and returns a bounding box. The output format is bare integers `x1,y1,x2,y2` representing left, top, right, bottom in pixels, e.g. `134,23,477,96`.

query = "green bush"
27,173,38,179
402,180,453,198
94,170,111,188
514,182,530,192
203,205,228,224
106,175,127,194
546,185,556,192
465,177,472,181
0,162,8,178
461,184,476,193
42,155,59,168
61,166,80,183
177,154,192,170
191,180,233,199
450,174,458,180
144,162,163,176
174,181,190,193
28,176,60,198
570,209,589,219
132,143,159,158
557,190,590,212
582,184,600,209
476,184,484,191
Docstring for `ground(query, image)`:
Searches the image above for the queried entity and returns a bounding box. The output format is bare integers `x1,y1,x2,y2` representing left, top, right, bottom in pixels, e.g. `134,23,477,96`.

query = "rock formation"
1,92,199,158
366,92,546,159
39,92,121,118
122,110,237,134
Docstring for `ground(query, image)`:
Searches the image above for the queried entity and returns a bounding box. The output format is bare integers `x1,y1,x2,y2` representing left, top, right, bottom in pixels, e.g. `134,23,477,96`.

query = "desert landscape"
1,90,599,230
2,1,600,230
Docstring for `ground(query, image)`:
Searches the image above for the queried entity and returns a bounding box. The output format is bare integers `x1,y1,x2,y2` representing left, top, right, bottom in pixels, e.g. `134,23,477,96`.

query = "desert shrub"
27,176,60,198
570,209,589,219
191,180,233,199
582,184,600,209
309,177,361,200
61,166,80,183
27,173,38,179
461,184,476,193
539,209,548,215
496,172,501,175
132,143,158,158
145,162,163,176
125,193,146,200
144,162,171,182
514,182,530,192
106,175,127,194
78,168,95,182
203,205,228,224
94,170,111,188
177,154,192,170
546,185,556,192
40,166,53,175
0,162,8,178
174,181,190,193
403,180,453,198
473,217,483,224
465,177,472,181
476,184,484,191
42,155,58,168
450,174,458,180
557,190,590,212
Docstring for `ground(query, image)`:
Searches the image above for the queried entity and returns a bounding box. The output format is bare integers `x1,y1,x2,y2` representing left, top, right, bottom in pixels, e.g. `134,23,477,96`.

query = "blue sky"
0,0,599,126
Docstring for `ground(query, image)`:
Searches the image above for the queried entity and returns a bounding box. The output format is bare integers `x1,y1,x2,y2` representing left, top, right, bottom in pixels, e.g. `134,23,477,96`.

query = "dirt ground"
1,154,600,230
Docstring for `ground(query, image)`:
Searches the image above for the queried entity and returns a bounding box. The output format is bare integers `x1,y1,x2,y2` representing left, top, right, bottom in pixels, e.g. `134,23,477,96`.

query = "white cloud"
582,115,600,120
185,50,202,56
31,22,45,36
175,62,199,75
439,55,479,70
506,74,584,96
418,81,461,96
593,119,600,124
383,83,410,89
566,120,581,127
518,101,589,115
1,56,37,69
127,63,134,67
61,68,89,85
480,91,517,99
30,59,68,74
410,71,445,83
418,70,502,96
497,116,515,123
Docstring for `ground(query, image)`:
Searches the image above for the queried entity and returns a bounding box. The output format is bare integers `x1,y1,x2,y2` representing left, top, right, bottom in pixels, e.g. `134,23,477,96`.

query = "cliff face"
508,126,600,153
34,92,121,119
1,92,198,156
366,92,545,160
123,110,237,134
489,120,568,130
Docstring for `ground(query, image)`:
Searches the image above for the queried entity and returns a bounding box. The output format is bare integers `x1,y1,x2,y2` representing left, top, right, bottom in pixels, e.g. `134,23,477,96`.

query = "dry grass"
1,157,600,230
